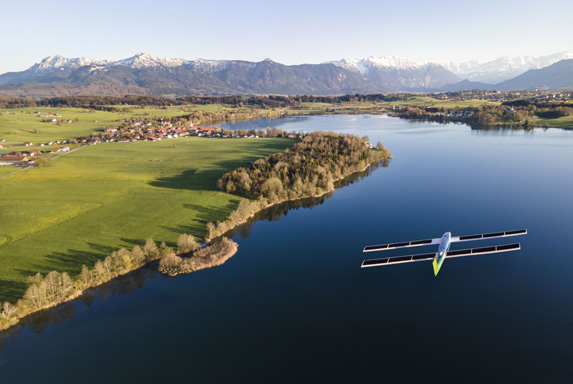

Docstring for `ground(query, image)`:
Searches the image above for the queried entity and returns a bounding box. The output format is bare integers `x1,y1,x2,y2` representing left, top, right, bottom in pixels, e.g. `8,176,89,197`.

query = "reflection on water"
228,159,389,240
0,264,161,350
470,124,538,132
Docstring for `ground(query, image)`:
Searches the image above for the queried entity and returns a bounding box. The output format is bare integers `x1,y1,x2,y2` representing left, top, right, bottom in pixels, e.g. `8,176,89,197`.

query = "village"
0,115,304,167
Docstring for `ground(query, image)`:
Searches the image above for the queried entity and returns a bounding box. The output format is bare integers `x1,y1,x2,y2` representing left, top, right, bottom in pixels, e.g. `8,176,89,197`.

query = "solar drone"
361,229,527,275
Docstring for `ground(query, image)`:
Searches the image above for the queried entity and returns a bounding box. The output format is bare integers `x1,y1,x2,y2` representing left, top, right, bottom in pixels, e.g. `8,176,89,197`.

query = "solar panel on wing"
412,253,435,260
387,256,413,263
483,232,504,238
410,239,433,245
497,243,520,251
389,242,410,248
362,258,389,267
505,229,527,236
459,234,483,240
363,244,389,251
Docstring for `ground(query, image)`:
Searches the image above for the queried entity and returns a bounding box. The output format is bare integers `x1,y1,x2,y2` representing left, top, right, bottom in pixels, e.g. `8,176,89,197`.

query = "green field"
536,114,573,128
0,137,293,303
0,106,199,146
375,96,500,108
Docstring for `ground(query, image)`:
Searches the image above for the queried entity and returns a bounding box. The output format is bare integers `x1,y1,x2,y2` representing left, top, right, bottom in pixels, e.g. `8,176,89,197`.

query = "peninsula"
0,100,390,332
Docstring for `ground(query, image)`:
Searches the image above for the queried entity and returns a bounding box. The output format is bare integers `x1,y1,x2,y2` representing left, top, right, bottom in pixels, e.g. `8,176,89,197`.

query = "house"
106,126,118,133
59,146,70,152
22,149,40,156
23,142,33,147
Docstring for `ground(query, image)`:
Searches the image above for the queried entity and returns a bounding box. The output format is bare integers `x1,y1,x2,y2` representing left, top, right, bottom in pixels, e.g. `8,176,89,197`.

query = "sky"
1,0,572,74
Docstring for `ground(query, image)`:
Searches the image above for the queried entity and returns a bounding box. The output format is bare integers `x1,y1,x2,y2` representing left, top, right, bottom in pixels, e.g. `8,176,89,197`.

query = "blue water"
1,115,573,383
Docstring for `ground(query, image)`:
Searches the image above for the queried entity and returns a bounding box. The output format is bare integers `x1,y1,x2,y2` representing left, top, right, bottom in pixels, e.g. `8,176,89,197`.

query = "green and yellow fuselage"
433,232,451,276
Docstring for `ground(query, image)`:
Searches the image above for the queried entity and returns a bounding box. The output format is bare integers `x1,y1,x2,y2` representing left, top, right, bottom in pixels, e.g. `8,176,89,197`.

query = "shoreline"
0,159,386,334
0,253,162,333
0,130,390,334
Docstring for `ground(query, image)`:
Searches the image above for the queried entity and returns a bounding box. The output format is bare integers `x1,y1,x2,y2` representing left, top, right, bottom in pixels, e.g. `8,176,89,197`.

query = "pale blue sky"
1,0,572,74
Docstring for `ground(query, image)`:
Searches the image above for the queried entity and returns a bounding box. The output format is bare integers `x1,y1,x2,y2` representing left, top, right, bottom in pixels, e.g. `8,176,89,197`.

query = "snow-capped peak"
443,51,573,83
116,52,186,69
32,55,111,72
329,56,425,75
29,53,189,73
187,58,231,73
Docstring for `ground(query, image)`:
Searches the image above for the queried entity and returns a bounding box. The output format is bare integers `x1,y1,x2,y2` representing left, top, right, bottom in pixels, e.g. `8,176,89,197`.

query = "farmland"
0,106,218,145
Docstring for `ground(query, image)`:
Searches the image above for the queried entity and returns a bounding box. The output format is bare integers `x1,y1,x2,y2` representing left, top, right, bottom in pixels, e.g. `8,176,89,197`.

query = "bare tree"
177,234,199,253
2,302,17,318
144,238,159,261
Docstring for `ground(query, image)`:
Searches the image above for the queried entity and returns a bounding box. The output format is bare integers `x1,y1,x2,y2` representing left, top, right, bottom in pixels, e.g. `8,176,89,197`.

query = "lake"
1,115,572,383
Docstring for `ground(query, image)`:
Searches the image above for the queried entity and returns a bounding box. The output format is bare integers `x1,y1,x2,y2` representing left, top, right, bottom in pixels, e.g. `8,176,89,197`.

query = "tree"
79,265,93,288
144,238,159,261
131,245,145,266
260,177,284,199
94,260,106,282
158,251,182,272
1,302,17,318
177,233,199,253
36,154,52,167
206,222,216,240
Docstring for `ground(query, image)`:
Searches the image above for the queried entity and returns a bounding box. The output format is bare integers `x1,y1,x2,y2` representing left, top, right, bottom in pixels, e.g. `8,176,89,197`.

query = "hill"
496,59,573,91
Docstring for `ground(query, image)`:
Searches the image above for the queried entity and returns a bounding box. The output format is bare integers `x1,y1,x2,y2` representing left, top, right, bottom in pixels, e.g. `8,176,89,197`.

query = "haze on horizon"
1,0,572,75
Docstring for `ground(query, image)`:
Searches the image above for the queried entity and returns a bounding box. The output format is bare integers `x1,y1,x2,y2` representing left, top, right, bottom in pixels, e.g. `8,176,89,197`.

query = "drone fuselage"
433,232,451,275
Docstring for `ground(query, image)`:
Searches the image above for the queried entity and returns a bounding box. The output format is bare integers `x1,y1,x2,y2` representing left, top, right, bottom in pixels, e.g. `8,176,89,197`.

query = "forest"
204,132,391,239
218,132,390,201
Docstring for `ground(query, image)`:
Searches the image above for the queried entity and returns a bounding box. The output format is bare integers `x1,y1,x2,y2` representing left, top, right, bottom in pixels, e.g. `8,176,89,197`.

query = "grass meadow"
536,114,573,128
0,106,197,146
0,137,293,302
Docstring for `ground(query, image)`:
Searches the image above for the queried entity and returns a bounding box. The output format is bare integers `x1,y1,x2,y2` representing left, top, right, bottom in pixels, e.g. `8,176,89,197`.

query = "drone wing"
363,237,441,253
361,243,520,268
450,229,527,243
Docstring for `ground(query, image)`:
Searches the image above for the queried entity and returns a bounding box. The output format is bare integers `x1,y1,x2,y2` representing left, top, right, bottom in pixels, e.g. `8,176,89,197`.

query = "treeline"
0,233,238,331
206,132,391,239
182,108,289,125
392,101,572,128
0,239,164,330
179,94,387,108
0,94,390,110
0,95,186,109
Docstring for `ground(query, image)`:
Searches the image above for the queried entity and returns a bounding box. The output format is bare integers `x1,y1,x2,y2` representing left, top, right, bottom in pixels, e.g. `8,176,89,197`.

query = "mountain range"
0,51,571,98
